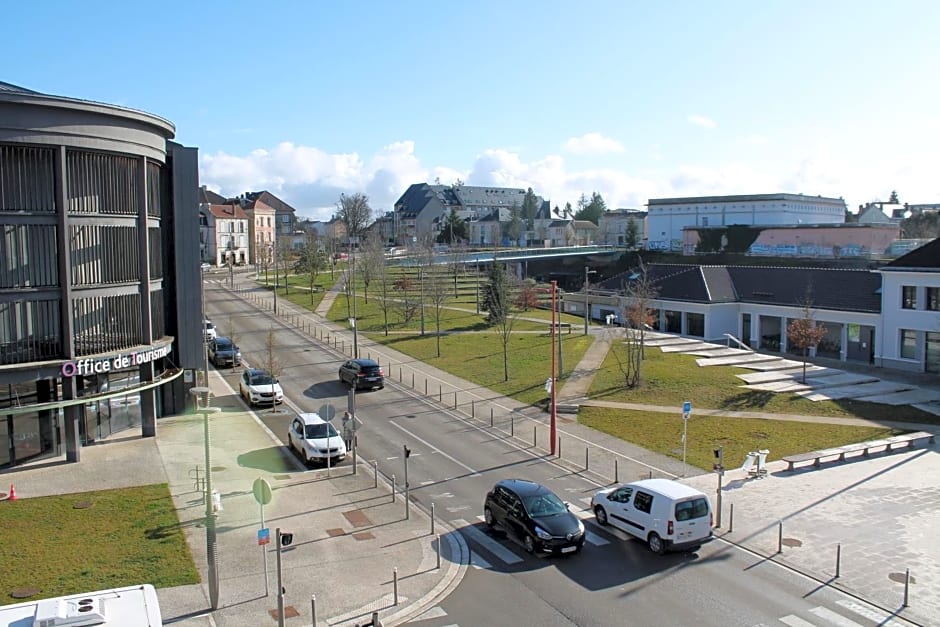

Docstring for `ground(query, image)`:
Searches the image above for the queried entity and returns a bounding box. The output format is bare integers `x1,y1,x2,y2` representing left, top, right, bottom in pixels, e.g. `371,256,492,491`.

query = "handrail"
723,333,751,350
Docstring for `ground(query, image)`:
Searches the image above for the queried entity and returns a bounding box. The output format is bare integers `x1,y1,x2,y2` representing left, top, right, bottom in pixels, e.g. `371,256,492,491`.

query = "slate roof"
882,238,940,270
601,264,881,313
0,81,39,94
208,203,248,220
395,183,548,219
200,187,227,205
245,190,296,215
572,220,598,230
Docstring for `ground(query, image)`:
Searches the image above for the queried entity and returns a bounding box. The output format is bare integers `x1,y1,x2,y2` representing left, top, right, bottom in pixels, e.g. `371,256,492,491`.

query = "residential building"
368,211,396,245
598,209,647,247
878,239,940,373
238,194,276,268
646,193,846,252
206,203,250,265
571,220,600,246
0,81,202,468
244,190,297,237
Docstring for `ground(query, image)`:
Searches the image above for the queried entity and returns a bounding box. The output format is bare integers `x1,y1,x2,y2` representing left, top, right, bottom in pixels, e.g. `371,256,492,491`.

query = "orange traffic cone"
8,483,16,501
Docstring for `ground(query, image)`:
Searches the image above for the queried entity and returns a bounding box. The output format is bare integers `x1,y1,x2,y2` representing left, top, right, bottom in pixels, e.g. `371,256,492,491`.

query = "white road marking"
584,530,609,546
835,600,909,626
572,509,594,520
389,420,481,476
809,606,864,627
453,518,523,564
779,615,816,627
430,492,454,498
416,606,448,620
469,552,492,570
446,505,471,513
579,497,593,506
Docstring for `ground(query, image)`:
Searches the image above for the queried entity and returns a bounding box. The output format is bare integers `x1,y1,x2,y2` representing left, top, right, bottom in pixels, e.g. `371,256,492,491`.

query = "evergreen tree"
504,202,523,244
574,191,607,225
522,187,539,230
625,217,640,249
481,260,509,326
437,207,468,244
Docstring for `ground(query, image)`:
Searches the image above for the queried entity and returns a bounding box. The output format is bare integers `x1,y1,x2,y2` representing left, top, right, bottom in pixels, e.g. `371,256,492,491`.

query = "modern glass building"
0,82,204,468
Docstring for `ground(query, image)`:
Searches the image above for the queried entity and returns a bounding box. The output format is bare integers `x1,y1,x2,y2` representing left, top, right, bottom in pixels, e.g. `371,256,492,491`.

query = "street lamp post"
190,389,222,610
550,280,558,455
273,239,279,316
351,251,359,358
583,266,597,336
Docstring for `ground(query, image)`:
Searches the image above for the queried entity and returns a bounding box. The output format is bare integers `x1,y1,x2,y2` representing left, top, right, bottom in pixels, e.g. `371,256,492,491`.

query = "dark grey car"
208,337,242,368
338,358,384,390
483,479,585,555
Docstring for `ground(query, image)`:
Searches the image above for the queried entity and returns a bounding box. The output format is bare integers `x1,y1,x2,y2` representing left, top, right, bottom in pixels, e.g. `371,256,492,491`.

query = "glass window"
926,333,940,374
928,287,940,311
633,491,654,513
675,498,709,521
902,285,917,309
687,313,705,337
901,329,917,359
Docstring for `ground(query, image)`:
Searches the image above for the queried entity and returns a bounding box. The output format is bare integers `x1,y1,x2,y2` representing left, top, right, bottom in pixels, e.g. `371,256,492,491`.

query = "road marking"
421,480,435,486
469,551,492,570
416,606,448,620
808,606,864,627
779,616,815,627
430,492,454,498
447,505,471,513
389,420,481,477
584,530,609,546
453,518,523,564
572,509,594,520
579,497,593,507
835,600,909,626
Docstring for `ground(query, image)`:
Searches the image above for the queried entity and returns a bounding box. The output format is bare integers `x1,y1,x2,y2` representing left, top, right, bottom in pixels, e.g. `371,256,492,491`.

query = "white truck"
0,583,162,626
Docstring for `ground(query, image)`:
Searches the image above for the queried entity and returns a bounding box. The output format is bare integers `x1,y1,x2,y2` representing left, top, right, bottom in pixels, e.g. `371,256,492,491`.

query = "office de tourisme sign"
60,345,172,377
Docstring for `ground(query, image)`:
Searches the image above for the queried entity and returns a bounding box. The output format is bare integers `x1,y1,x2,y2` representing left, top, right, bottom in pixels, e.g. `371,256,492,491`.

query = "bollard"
438,385,442,402
436,534,442,570
412,372,415,388
614,458,618,483
903,568,910,607
399,367,402,383
510,413,514,437
454,392,458,409
311,595,317,627
729,503,734,533
585,447,590,471
424,379,427,395
533,426,538,448
472,400,475,418
835,543,841,578
431,503,436,535
490,407,494,427
558,436,562,459
777,520,783,554
648,469,653,480
393,567,399,605
373,459,379,489
392,474,396,503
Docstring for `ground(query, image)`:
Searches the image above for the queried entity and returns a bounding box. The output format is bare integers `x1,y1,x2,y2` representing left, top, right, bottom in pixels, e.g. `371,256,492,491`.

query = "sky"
5,1,940,222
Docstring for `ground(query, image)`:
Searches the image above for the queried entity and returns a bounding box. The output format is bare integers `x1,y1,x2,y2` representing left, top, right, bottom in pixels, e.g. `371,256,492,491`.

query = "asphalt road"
205,283,918,627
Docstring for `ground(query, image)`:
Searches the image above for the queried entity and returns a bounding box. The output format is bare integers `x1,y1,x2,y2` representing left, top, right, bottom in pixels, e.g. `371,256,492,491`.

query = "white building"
598,209,647,247
207,203,250,266
646,193,846,252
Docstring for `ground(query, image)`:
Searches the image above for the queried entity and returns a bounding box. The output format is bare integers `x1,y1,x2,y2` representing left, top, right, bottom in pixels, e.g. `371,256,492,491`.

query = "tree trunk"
802,347,808,383
503,342,509,382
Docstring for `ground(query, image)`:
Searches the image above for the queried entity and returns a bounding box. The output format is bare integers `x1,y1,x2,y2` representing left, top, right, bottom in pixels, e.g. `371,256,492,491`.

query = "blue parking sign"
682,401,691,414
258,527,270,546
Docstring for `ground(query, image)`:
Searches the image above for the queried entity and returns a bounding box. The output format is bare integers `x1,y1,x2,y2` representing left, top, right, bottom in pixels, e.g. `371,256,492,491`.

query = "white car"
239,368,284,406
287,413,346,466
203,319,217,341
591,478,713,554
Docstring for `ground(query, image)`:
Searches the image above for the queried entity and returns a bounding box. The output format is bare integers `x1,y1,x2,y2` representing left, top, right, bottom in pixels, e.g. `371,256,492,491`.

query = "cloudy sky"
7,1,940,221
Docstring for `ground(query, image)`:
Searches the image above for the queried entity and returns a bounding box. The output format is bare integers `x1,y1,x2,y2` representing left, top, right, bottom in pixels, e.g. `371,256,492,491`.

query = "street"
205,281,919,627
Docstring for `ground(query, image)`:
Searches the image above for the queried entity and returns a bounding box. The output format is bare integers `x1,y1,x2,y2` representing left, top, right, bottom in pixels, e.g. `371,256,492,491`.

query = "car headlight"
534,526,552,540
577,520,585,534
235,351,242,358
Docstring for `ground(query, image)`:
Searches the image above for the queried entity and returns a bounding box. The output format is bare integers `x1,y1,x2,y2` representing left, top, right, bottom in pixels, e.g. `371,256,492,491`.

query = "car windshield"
215,340,233,350
304,423,338,439
204,322,214,329
523,492,567,517
250,373,275,386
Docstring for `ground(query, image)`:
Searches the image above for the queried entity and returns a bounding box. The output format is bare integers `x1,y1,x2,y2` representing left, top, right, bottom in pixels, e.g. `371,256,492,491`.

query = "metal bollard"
393,567,399,605
510,413,514,437
311,595,317,627
490,407,494,427
585,447,590,471
424,379,427,395
454,392,458,409
436,534,442,570
431,503,436,535
649,469,653,479
558,436,562,459
373,459,378,489
777,520,783,554
399,367,402,383
392,474,396,502
472,400,475,418
533,426,537,448
412,372,415,388
438,385,442,402
903,568,910,607
835,543,841,578
729,503,734,533
614,458,618,483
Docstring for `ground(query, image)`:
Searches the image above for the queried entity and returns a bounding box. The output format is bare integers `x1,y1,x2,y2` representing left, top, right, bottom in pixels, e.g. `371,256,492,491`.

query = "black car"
338,358,384,390
483,479,585,555
208,336,242,368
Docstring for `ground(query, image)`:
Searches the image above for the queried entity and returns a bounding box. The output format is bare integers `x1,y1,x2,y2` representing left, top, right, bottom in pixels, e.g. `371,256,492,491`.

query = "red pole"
550,280,557,455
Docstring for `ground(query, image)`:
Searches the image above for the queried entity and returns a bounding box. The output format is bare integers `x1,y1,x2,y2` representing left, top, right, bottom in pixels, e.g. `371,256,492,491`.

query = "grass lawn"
0,484,198,602
588,345,939,424
578,406,903,471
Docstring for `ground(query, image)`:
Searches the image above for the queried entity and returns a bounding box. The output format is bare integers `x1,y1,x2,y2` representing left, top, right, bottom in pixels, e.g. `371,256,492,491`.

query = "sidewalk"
2,370,465,627
234,276,939,623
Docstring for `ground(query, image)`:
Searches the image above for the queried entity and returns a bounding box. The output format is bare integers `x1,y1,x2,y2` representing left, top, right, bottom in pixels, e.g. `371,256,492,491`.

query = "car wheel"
648,532,665,555
594,506,608,526
303,449,311,466
523,534,536,554
484,507,495,528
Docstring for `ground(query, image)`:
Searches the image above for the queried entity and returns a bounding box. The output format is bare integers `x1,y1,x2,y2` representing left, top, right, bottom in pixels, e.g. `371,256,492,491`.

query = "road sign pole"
261,503,268,597
681,401,692,478
276,528,284,627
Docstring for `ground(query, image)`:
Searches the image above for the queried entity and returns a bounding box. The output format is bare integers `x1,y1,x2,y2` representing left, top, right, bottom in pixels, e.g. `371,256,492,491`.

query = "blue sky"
6,1,940,220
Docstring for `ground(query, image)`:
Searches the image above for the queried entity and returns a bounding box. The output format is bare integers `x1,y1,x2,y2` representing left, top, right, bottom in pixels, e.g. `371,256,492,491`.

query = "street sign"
319,403,336,422
544,378,553,393
682,401,692,414
252,477,272,506
258,527,270,546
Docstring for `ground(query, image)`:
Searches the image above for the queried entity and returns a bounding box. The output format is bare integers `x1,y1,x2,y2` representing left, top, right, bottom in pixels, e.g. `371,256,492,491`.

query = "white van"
0,583,162,626
591,478,713,554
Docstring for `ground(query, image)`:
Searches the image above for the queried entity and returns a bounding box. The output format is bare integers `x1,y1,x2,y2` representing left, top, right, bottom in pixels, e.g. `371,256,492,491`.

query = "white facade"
646,193,846,252
598,209,647,247
878,270,940,372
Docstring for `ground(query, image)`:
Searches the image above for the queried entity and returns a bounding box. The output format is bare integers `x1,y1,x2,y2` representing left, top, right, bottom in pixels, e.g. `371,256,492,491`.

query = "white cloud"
563,132,625,155
687,114,717,129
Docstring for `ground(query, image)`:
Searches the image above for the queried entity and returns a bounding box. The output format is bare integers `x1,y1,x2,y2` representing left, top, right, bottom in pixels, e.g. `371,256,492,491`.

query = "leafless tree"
787,286,828,383
276,238,293,296
358,231,386,304
426,267,450,357
336,192,372,241
616,259,659,388
375,259,393,336
261,327,282,413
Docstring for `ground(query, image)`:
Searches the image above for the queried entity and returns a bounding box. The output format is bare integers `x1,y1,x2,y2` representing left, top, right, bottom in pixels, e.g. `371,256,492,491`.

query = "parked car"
201,262,211,272
208,336,241,368
591,478,713,554
203,319,217,341
239,368,283,406
287,412,347,466
483,479,584,555
338,358,384,390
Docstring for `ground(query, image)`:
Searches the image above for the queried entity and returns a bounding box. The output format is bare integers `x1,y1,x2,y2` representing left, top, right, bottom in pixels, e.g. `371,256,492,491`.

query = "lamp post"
351,251,359,358
190,389,222,610
550,280,558,455
583,266,597,336
272,237,279,316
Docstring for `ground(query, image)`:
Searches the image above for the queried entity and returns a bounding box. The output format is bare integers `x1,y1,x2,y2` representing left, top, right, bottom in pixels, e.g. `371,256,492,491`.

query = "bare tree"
375,258,393,336
358,231,386,304
616,259,659,388
276,238,294,296
426,267,450,358
787,287,828,383
482,260,519,381
295,232,326,304
336,193,372,241
393,274,419,326
261,327,282,414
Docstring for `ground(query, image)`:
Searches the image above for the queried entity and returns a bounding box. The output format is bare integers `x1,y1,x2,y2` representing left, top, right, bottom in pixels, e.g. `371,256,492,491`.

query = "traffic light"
713,447,724,472
403,445,411,459
280,532,293,547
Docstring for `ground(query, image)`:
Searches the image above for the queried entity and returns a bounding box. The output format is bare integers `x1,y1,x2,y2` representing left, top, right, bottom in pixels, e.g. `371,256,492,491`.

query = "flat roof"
648,193,845,206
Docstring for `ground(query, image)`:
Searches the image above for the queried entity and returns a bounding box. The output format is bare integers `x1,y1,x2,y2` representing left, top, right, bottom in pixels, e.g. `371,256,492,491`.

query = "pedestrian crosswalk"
773,599,914,626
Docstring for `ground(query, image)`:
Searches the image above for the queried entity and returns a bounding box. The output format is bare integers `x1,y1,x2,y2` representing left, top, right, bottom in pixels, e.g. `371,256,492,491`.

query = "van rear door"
673,497,711,542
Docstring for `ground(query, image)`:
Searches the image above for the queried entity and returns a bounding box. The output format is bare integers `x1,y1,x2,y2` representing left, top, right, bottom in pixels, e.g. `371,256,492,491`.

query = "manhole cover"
73,501,95,509
889,572,916,584
10,587,40,599
781,537,802,548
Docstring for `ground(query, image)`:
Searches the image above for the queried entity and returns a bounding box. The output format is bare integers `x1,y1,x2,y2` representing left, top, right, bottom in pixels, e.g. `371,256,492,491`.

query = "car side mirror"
564,502,571,510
